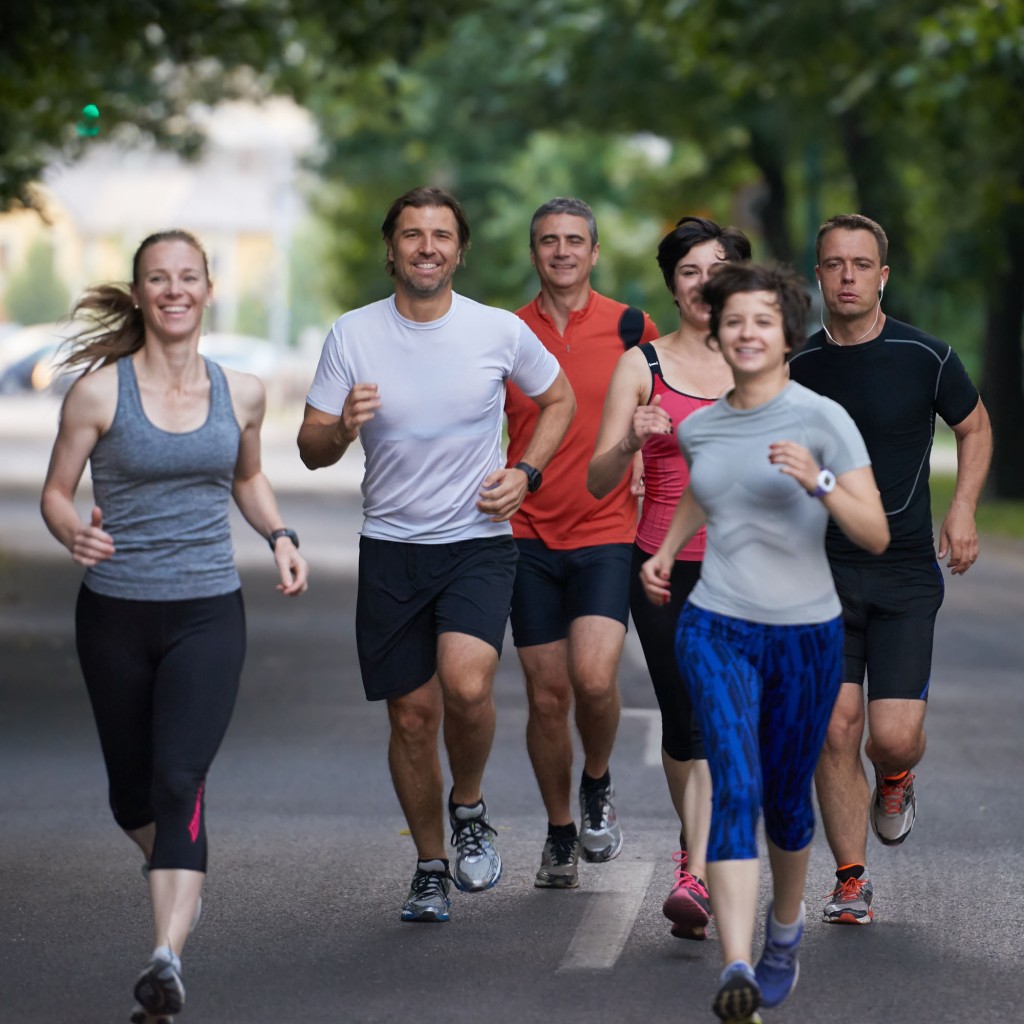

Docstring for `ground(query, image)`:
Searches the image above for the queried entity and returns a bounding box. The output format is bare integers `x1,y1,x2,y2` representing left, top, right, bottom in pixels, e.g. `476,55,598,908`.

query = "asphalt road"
1,400,1022,1024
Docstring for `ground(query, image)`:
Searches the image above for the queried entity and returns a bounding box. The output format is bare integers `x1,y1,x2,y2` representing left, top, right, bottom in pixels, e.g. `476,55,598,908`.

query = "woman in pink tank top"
588,217,750,942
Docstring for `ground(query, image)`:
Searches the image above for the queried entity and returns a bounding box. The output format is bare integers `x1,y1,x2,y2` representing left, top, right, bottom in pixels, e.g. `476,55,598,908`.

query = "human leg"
437,634,502,892
630,551,712,932
866,698,927,845
386,680,454,921
387,680,446,859
814,683,869,867
518,640,575,825
676,606,764,970
755,616,842,1003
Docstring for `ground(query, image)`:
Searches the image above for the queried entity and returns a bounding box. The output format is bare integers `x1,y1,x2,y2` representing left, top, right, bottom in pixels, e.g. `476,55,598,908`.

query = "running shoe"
579,779,623,863
535,833,580,889
753,905,802,1008
823,875,874,925
400,866,452,923
662,850,711,940
133,954,185,1017
142,864,202,934
449,801,502,892
870,767,917,846
713,961,762,1023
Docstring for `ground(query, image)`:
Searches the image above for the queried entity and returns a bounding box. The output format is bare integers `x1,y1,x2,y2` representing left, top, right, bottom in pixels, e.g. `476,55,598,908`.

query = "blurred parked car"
0,329,288,396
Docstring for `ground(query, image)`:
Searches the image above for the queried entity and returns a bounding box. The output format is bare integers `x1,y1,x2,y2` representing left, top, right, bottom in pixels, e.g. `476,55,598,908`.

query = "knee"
150,769,204,818
868,728,924,768
526,680,572,722
823,705,864,754
389,698,442,744
442,677,493,722
572,672,617,710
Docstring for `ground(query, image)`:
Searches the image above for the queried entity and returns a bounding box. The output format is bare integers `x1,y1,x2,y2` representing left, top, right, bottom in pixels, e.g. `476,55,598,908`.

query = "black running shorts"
355,535,518,701
831,560,944,701
510,539,632,647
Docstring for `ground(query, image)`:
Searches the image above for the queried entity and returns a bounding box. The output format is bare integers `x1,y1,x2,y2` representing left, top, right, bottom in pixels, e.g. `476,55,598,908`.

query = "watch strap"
268,528,299,551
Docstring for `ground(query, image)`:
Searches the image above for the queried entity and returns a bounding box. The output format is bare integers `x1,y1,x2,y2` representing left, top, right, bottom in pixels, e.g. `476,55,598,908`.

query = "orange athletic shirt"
506,290,659,549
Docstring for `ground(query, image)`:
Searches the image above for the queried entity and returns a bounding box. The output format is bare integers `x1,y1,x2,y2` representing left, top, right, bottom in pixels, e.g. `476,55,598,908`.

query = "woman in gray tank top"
639,263,889,1024
41,230,308,1024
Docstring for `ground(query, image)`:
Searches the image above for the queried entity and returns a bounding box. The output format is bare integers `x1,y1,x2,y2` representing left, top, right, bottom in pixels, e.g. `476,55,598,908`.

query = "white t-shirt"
679,381,871,625
307,292,560,543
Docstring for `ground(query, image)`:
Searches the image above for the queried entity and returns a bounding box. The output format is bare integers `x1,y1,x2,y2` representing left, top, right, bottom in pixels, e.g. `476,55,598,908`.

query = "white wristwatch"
809,468,837,498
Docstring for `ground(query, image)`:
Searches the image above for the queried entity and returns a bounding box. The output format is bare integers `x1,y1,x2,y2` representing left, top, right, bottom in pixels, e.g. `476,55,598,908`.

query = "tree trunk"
980,198,1024,500
838,108,913,320
746,117,794,265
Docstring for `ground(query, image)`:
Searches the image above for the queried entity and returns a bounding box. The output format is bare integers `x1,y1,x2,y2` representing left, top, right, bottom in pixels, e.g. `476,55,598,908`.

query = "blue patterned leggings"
676,603,843,861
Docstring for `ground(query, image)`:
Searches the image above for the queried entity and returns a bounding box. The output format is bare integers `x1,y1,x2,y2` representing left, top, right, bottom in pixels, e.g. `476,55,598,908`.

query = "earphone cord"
821,296,883,347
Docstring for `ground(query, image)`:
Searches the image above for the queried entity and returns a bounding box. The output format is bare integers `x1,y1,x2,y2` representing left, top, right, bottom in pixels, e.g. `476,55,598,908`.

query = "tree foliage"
3,0,1022,493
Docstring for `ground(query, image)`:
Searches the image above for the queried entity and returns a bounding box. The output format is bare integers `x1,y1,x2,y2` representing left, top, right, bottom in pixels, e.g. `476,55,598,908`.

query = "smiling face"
816,227,888,322
715,289,789,378
672,238,729,327
132,239,211,342
530,213,599,294
386,204,463,301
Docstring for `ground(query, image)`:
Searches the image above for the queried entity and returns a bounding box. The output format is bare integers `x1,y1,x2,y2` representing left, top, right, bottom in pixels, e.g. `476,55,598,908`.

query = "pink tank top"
634,343,716,560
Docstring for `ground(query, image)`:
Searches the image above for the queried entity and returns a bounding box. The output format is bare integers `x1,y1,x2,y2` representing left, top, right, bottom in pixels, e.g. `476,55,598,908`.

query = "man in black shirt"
789,213,992,926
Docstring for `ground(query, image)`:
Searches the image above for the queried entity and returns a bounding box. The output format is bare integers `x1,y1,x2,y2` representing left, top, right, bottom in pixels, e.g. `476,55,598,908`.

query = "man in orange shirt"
505,197,659,888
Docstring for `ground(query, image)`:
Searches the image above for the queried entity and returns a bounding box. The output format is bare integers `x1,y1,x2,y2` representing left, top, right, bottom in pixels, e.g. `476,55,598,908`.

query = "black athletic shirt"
788,317,979,565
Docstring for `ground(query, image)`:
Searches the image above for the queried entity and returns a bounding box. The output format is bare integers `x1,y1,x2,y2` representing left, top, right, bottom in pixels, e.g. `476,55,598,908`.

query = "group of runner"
41,190,991,1024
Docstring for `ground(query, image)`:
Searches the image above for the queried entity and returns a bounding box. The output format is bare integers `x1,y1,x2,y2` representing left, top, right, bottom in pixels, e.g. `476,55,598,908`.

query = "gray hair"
529,197,598,250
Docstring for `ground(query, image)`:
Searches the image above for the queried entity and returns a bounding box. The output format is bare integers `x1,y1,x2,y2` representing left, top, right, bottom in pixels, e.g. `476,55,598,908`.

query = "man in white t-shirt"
298,186,575,923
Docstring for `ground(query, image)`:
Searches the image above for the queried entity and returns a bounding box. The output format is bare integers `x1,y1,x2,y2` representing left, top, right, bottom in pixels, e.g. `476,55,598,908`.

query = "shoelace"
827,876,866,901
582,787,610,829
411,870,449,900
548,834,577,865
451,817,497,856
759,935,798,971
880,772,913,813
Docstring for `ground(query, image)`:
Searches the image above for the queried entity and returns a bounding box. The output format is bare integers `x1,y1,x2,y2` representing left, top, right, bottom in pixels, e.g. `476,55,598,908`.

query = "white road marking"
558,861,655,971
620,708,662,767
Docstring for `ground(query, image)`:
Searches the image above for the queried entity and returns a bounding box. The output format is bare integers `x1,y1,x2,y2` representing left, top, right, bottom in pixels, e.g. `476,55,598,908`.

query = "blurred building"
0,98,317,349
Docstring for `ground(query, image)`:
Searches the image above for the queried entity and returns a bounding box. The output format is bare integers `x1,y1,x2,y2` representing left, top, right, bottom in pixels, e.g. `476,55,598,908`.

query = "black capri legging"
75,585,246,872
628,545,705,762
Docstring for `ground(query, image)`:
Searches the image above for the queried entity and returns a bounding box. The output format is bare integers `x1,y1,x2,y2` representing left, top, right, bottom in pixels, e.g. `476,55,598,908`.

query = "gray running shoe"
870,767,916,846
579,779,623,862
535,833,580,889
823,875,874,925
133,955,185,1017
450,802,502,892
400,867,452,923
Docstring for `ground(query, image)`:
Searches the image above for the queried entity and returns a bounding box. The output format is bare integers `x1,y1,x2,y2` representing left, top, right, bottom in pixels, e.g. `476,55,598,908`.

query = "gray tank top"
84,356,242,600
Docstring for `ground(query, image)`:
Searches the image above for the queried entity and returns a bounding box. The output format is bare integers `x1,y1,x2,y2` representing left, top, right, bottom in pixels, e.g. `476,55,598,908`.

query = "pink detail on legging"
188,781,205,843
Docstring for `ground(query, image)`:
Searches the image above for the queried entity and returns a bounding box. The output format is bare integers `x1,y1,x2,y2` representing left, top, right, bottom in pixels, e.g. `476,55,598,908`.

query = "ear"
590,241,600,268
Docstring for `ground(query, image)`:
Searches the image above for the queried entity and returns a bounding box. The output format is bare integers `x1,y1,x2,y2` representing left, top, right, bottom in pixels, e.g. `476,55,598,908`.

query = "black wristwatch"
268,528,300,551
514,461,543,493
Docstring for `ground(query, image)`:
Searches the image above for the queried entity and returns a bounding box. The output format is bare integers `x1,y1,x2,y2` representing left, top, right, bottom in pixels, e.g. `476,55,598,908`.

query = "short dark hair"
656,217,752,291
529,197,598,250
702,262,811,356
816,213,888,265
381,186,471,277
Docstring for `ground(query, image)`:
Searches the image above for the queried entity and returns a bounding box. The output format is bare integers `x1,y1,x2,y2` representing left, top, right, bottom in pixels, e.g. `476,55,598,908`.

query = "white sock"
151,945,181,972
770,901,806,944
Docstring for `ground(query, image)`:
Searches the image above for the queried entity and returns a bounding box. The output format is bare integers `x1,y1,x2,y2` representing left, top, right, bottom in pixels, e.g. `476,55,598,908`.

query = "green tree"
4,239,70,324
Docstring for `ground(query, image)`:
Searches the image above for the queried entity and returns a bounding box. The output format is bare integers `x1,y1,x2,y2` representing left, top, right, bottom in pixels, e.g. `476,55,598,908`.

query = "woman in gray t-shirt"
640,263,888,1023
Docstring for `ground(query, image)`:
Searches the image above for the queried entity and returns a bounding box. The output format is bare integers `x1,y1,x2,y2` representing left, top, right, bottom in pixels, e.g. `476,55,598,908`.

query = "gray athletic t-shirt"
84,357,241,600
679,381,870,625
307,292,560,543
